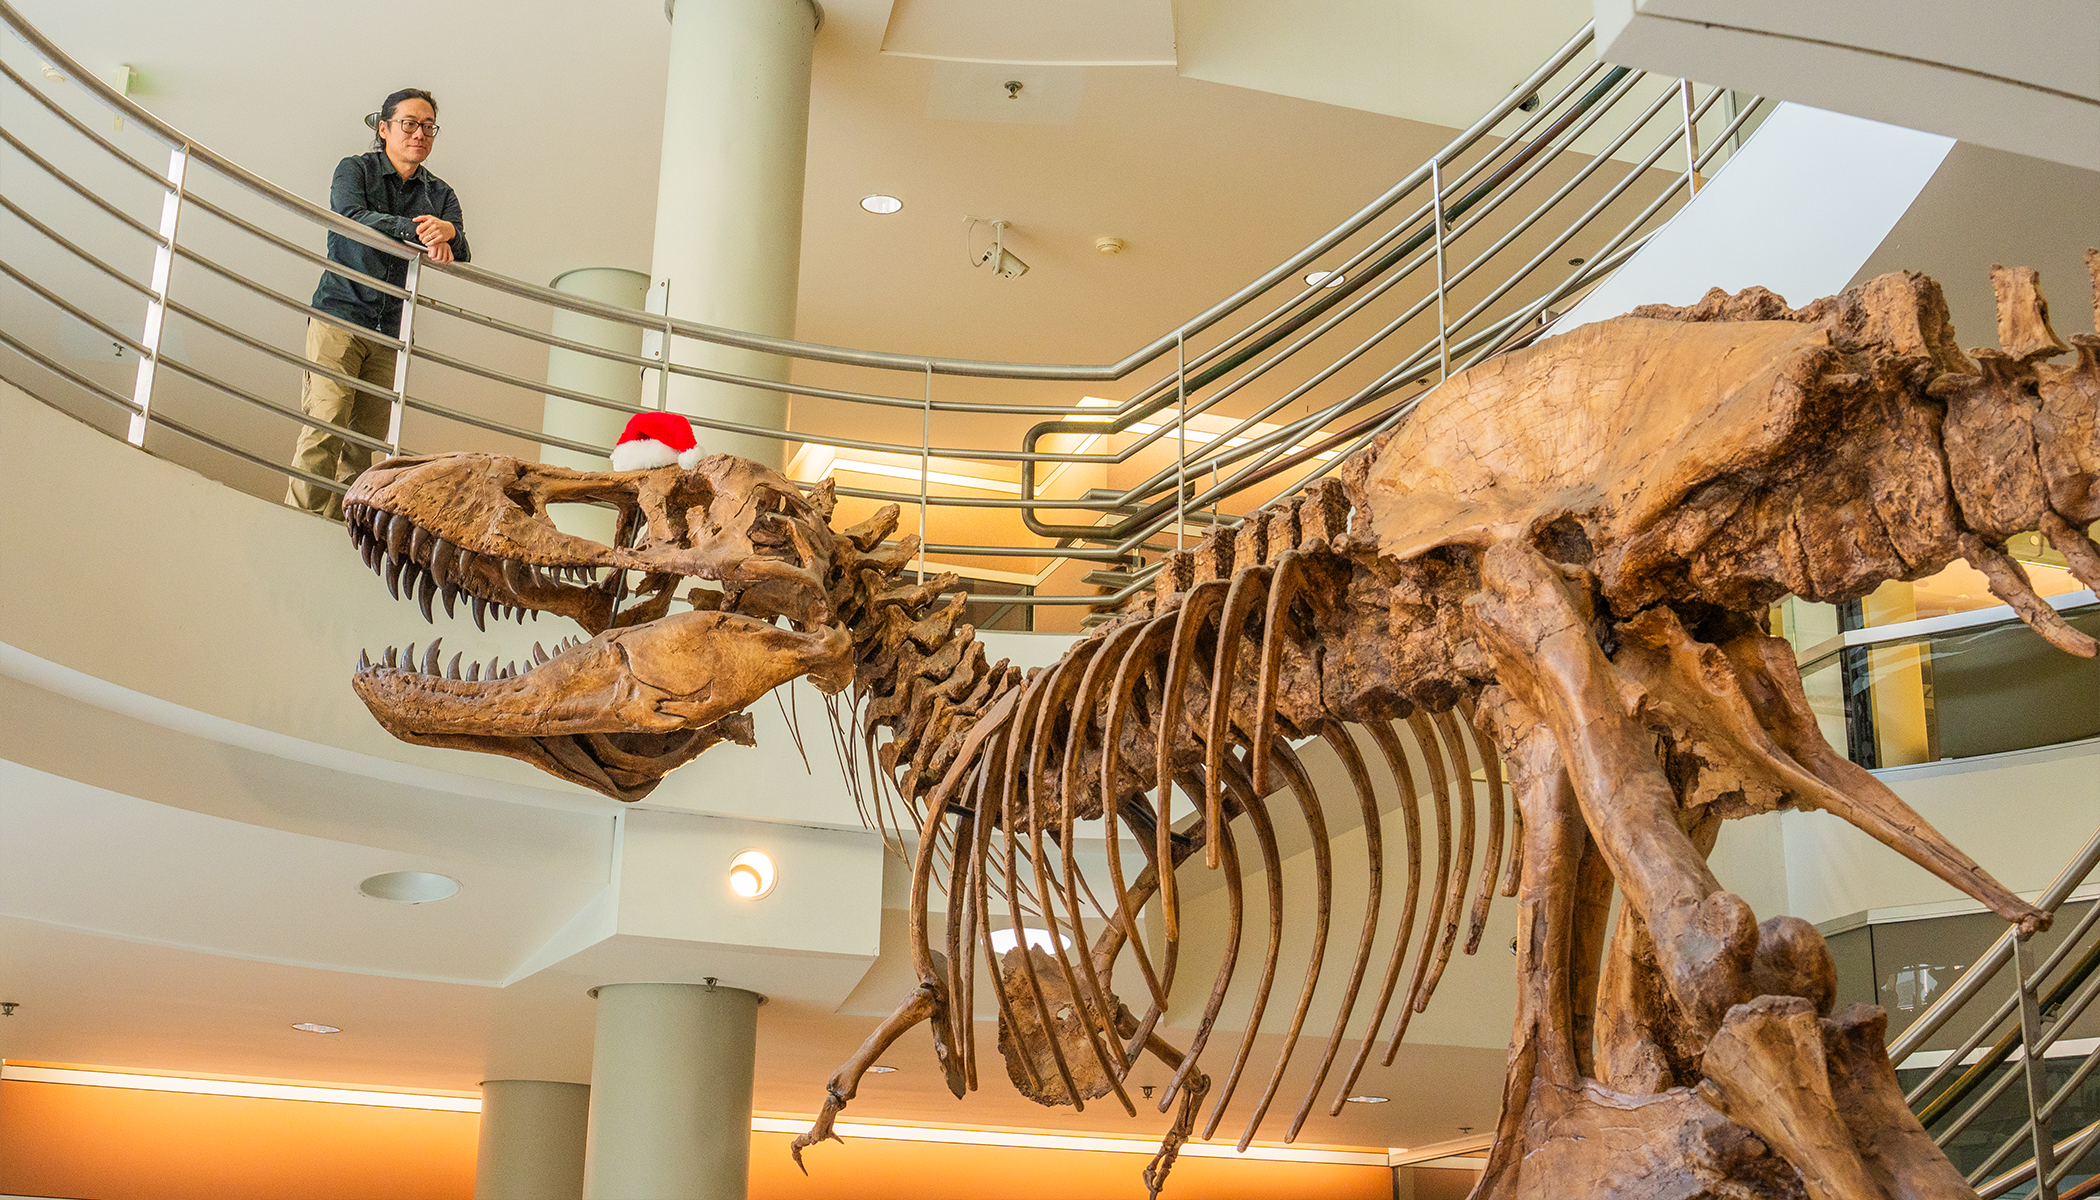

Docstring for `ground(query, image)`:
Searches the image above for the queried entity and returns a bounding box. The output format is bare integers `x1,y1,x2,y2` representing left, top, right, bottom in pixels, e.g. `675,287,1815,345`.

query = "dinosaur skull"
341,451,855,800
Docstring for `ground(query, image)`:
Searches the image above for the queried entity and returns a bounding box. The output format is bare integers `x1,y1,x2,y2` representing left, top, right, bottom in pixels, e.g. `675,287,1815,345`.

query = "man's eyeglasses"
388,119,440,136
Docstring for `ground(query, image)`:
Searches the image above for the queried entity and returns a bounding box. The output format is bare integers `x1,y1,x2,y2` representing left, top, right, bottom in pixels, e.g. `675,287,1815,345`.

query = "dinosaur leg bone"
1466,540,1757,1036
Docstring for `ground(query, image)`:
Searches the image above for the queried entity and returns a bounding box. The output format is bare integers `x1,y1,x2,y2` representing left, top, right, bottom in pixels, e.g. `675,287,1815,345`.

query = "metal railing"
0,2,1763,615
1889,826,2100,1199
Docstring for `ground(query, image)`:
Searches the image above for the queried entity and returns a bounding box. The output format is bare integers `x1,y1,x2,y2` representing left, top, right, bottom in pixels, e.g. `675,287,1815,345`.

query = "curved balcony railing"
1888,824,2100,1199
0,2,1764,623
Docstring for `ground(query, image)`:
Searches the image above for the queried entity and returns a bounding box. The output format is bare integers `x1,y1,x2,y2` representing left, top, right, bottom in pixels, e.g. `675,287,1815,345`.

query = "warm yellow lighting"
748,1115,1394,1164
0,1064,480,1111
728,849,776,899
829,459,1023,495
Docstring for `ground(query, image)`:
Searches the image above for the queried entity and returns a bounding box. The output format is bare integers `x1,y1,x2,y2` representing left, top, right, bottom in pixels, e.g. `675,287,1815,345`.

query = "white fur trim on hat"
610,439,681,472
678,445,705,471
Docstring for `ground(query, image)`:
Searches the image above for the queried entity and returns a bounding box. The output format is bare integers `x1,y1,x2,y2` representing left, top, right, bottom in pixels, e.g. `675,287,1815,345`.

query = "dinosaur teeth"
440,582,459,619
384,555,404,600
385,513,411,559
383,646,399,669
446,651,462,680
467,661,481,682
401,642,417,674
502,558,531,596
356,649,370,672
422,639,442,676
471,595,489,631
533,642,549,665
417,571,438,624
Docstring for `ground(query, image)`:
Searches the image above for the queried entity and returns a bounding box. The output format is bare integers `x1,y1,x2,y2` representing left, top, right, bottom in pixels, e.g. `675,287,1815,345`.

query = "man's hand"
425,239,455,264
412,214,456,249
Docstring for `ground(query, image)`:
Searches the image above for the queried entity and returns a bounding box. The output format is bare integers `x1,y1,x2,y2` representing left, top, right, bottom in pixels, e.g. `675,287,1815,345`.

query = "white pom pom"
678,445,705,471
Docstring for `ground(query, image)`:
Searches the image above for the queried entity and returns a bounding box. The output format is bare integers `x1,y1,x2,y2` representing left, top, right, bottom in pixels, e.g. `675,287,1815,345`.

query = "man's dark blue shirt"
311,150,469,334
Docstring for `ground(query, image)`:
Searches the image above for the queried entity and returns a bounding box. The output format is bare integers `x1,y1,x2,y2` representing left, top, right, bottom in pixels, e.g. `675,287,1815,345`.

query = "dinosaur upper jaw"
341,451,854,800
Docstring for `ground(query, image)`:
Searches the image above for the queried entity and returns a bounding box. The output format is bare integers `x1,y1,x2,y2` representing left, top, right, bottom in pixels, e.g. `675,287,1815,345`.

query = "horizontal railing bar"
1894,825,2100,1061
172,242,406,351
0,121,166,245
160,294,399,404
0,254,152,358
0,191,155,297
147,406,356,495
0,324,143,413
179,189,414,301
0,58,169,187
152,349,398,455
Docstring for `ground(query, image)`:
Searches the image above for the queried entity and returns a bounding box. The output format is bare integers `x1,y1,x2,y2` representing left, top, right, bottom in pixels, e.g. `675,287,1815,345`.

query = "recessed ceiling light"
1344,1094,1389,1104
868,1065,898,1074
291,1022,342,1035
1305,270,1345,288
860,194,903,215
359,871,459,904
729,849,776,899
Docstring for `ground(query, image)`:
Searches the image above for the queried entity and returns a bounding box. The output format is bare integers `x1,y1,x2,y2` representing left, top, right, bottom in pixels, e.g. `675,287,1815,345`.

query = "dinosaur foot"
1143,1069,1211,1199
1701,998,1977,1200
789,1088,848,1174
1477,1072,1806,1200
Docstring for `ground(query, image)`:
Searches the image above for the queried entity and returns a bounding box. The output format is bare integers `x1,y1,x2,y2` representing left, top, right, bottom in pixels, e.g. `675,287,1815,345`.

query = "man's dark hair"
369,88,438,150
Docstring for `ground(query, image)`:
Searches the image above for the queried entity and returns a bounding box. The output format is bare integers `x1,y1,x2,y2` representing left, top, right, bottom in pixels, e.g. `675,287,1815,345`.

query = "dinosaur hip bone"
340,258,2100,1196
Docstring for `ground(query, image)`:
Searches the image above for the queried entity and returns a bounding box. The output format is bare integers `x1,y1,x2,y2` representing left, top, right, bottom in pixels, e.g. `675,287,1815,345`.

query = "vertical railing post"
2016,935,2061,1200
385,252,423,455
919,362,931,584
1680,80,1702,197
657,283,673,412
127,142,188,446
1175,330,1187,554
1431,158,1450,382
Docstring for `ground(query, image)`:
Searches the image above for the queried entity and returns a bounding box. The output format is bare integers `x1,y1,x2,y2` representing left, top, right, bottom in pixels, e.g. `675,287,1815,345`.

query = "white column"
649,0,819,471
581,982,761,1200
541,267,649,543
475,1080,590,1200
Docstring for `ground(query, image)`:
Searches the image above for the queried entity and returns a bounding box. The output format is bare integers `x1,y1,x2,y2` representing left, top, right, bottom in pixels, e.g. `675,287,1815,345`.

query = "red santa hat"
610,412,705,472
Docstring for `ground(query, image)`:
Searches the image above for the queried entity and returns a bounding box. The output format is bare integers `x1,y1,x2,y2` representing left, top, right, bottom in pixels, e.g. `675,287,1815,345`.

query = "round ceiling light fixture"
1343,1094,1390,1104
291,1022,342,1034
358,871,460,904
860,194,903,215
1305,270,1346,288
728,850,776,899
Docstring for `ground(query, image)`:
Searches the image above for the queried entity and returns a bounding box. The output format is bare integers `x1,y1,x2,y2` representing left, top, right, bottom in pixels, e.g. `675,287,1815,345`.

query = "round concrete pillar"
475,1080,590,1200
542,266,649,543
581,982,761,1200
649,0,819,470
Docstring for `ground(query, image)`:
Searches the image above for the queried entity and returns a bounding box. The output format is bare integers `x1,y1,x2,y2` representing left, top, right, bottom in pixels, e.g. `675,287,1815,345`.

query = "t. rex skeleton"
340,258,2100,1198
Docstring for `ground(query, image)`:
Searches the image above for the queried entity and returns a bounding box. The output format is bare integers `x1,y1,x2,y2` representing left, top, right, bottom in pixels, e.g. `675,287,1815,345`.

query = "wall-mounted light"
358,871,459,903
1305,270,1346,288
1344,1094,1389,1104
729,850,776,899
861,194,903,215
292,1022,342,1034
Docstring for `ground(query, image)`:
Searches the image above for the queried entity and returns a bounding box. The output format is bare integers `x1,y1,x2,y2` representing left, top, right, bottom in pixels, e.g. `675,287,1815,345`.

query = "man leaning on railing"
285,87,470,519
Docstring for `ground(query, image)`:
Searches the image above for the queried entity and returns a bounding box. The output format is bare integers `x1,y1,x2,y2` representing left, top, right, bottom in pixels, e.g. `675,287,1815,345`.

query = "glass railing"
1775,536,2100,769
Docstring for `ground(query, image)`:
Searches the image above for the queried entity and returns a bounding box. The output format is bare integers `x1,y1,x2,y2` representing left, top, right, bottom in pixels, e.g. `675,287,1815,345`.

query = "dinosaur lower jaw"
396,718,756,801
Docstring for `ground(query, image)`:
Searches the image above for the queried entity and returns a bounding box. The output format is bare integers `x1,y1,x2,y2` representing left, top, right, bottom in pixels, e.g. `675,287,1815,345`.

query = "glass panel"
1797,606,2099,767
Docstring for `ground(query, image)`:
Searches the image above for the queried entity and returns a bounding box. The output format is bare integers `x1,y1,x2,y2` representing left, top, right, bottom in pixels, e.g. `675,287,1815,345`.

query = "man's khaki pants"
285,318,397,520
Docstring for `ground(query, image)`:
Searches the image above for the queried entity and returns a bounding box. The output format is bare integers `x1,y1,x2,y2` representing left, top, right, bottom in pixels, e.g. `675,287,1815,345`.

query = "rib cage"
830,480,1519,1154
